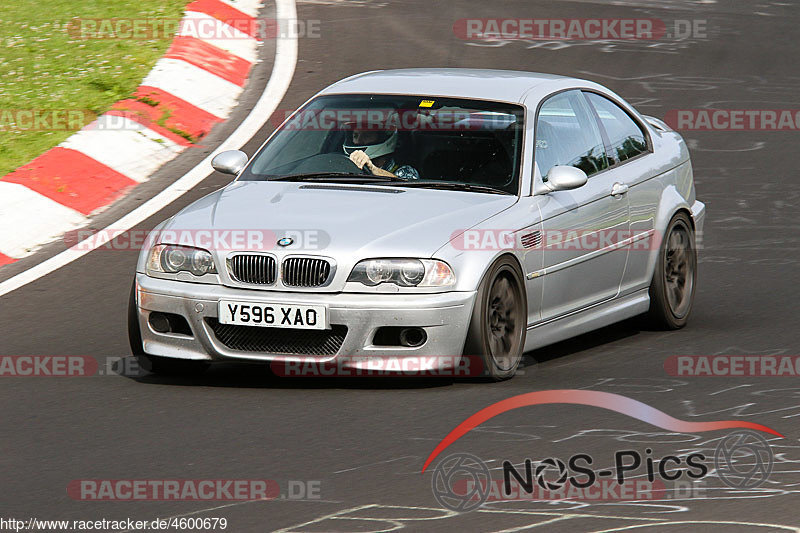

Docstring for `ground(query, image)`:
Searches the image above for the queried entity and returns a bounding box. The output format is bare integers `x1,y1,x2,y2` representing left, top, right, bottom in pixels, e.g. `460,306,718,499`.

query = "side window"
535,91,608,180
584,92,649,165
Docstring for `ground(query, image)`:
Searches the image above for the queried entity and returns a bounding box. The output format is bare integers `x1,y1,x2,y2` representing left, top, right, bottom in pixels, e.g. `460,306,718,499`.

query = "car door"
533,90,631,322
583,91,660,297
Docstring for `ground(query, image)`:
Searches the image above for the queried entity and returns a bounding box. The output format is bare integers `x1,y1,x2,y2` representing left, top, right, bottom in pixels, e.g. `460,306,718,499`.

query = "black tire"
644,212,697,329
127,280,209,376
463,256,527,381
128,280,145,356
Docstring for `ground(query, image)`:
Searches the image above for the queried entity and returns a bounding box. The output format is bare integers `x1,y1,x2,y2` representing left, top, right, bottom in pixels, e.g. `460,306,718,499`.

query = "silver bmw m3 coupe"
129,68,705,381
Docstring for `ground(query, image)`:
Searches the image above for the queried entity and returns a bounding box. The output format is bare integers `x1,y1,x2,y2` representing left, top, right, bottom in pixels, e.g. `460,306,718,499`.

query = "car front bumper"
691,199,706,249
134,273,477,370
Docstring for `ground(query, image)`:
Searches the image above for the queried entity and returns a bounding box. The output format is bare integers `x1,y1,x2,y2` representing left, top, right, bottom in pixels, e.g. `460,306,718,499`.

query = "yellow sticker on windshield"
419,100,435,108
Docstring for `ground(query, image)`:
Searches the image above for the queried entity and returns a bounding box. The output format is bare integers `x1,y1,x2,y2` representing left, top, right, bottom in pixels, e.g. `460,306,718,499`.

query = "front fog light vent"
148,312,193,336
373,327,427,348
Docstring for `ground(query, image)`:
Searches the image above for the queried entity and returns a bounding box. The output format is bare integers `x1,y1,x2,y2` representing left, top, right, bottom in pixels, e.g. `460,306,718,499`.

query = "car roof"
319,68,581,104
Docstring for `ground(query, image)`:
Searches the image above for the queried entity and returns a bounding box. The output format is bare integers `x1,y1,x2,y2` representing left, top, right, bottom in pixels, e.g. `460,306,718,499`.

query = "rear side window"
535,90,608,179
585,92,649,165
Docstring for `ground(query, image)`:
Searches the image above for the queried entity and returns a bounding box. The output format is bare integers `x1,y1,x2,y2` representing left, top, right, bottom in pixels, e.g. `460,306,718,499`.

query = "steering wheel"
292,153,373,175
349,153,374,175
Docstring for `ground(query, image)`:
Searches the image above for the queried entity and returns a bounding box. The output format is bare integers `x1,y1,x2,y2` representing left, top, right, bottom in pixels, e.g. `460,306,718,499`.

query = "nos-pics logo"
431,430,774,513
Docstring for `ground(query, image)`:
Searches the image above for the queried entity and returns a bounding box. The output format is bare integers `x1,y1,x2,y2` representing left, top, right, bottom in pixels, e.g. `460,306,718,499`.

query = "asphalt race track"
2,0,799,531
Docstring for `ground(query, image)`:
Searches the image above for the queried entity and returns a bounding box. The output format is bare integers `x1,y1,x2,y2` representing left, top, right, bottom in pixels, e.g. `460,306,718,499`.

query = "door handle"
611,183,629,197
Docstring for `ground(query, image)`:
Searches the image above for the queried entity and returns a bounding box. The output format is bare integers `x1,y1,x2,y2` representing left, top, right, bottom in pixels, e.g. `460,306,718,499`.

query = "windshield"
240,94,525,194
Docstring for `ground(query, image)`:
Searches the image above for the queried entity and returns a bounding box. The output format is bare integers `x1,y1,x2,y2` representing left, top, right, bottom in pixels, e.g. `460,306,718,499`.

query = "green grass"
0,0,187,176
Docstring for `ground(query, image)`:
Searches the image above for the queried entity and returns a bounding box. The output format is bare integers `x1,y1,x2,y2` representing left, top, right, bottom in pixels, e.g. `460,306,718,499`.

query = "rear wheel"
645,212,697,329
127,280,209,376
464,256,527,381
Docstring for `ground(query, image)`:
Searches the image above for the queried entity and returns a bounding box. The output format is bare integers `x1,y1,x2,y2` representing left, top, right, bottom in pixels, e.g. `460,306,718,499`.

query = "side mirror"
211,150,248,176
538,165,588,193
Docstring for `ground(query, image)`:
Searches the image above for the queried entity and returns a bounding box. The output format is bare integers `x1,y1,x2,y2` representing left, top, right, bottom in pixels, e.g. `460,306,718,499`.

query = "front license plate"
218,300,328,330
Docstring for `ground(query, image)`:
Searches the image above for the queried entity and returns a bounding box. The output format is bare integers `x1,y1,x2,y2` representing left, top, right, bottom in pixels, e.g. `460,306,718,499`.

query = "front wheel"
645,212,697,329
464,256,527,381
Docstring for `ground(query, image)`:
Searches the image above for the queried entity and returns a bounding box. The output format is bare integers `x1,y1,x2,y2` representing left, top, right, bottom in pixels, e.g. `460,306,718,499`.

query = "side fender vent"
521,231,542,249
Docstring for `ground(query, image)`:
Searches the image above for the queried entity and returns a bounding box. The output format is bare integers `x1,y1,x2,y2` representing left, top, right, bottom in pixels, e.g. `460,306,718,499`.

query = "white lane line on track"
118,499,344,533
332,455,418,474
0,0,298,299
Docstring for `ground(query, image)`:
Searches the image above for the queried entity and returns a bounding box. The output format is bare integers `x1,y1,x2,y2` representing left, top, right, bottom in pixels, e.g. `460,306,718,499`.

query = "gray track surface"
1,0,799,531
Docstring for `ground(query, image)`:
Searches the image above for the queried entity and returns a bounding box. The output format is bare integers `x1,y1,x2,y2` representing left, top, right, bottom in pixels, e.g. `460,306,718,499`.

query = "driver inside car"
344,120,420,179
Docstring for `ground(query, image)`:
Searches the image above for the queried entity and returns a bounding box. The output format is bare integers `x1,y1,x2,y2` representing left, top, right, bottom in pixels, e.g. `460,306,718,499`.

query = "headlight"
348,259,455,287
146,245,217,277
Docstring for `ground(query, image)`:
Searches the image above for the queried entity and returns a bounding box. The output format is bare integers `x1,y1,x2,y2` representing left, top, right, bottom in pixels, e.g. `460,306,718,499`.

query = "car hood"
163,181,517,258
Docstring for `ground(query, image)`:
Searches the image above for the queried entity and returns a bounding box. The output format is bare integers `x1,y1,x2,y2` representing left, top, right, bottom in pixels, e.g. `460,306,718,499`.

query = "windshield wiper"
267,174,509,193
388,181,513,195
268,172,408,183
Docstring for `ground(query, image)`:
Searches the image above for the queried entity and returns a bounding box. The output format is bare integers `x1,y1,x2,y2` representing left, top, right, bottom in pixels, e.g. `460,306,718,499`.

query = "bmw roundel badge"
277,237,294,247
